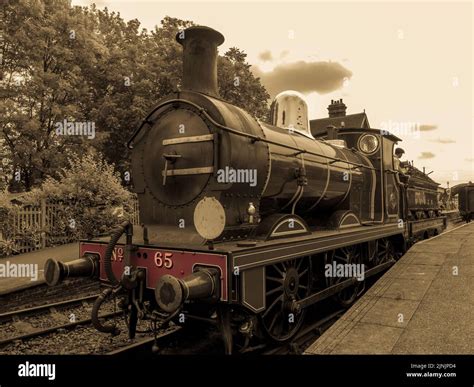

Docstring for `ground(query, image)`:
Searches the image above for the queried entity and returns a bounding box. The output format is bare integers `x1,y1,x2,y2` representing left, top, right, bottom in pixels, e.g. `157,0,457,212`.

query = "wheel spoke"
298,268,308,278
273,264,284,277
266,285,283,296
296,258,304,271
267,276,284,284
335,252,349,263
268,312,279,332
262,295,283,318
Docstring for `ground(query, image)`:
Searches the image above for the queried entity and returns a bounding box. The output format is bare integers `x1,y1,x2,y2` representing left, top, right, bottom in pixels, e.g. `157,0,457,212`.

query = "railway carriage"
452,182,474,222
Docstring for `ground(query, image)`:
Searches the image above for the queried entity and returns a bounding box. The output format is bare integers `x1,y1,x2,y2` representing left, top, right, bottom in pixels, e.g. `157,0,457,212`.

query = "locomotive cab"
330,128,403,224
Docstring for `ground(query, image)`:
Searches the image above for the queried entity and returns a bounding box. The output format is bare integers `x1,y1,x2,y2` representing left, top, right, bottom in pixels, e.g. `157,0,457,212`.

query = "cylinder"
176,26,224,97
155,268,220,313
44,256,98,286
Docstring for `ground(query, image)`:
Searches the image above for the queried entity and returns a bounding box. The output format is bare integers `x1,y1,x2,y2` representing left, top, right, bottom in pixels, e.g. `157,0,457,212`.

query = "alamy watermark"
0,261,38,281
18,361,55,381
380,120,421,139
325,262,365,282
55,119,95,139
216,167,257,187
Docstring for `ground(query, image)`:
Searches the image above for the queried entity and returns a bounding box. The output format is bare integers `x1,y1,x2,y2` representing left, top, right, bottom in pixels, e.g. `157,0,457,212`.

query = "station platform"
305,222,474,354
0,243,79,295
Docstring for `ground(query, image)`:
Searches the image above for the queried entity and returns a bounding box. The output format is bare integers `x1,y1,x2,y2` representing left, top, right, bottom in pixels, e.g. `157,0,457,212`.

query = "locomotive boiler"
44,25,446,353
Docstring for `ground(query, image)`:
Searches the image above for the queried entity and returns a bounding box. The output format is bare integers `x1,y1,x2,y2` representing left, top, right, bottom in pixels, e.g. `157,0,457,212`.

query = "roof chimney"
176,26,224,98
328,98,347,118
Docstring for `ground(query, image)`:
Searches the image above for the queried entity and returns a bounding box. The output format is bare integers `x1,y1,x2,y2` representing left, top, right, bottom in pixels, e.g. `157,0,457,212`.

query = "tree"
1,2,270,191
89,16,195,174
1,0,108,191
218,47,270,121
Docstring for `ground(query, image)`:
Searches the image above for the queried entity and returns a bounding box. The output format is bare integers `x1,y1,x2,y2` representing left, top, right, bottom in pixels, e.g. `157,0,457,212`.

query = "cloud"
252,60,352,97
419,124,437,132
258,50,273,62
430,137,456,144
418,152,436,159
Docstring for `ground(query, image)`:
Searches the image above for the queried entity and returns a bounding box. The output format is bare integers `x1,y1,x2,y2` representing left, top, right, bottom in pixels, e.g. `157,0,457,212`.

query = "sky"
72,0,473,187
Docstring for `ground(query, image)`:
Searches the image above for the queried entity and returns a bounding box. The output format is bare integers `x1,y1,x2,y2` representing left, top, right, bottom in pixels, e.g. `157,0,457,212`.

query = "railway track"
0,289,182,355
0,316,179,355
0,311,123,347
0,278,101,314
106,326,182,355
0,294,100,323
0,281,209,355
0,293,121,347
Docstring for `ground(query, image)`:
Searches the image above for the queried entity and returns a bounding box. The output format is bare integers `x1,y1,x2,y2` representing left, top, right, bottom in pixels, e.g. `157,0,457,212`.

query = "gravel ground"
0,317,173,355
0,278,101,314
0,300,118,342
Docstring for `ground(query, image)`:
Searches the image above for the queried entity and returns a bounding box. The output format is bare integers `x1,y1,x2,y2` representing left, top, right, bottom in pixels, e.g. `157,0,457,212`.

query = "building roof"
310,112,370,137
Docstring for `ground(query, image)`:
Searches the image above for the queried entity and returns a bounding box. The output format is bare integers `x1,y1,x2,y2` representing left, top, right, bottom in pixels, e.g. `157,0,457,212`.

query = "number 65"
154,252,173,269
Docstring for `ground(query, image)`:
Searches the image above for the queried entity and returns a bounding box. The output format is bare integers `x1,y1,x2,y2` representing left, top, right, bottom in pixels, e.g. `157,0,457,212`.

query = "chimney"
327,98,347,118
176,26,224,98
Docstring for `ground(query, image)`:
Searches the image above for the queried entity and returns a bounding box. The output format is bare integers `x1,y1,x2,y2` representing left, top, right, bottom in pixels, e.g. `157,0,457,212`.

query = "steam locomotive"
44,26,446,353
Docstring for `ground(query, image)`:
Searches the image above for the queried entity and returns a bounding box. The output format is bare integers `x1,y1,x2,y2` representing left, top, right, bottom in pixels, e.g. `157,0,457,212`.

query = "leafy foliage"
0,239,19,257
25,151,135,239
219,48,270,121
0,190,14,232
1,0,108,190
1,2,270,191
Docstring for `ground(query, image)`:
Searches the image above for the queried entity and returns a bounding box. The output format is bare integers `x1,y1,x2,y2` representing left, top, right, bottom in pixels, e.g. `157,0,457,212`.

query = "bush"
0,239,19,257
25,151,135,239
